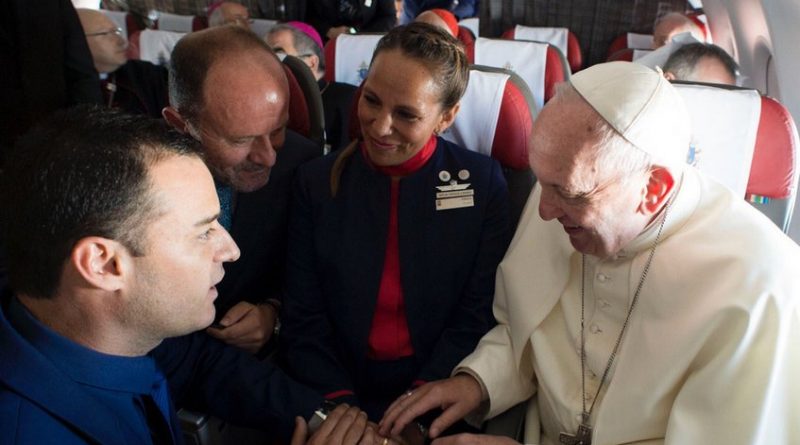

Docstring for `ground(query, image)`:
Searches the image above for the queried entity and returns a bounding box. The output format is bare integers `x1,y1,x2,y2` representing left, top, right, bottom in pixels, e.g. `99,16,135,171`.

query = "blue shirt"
2,297,180,444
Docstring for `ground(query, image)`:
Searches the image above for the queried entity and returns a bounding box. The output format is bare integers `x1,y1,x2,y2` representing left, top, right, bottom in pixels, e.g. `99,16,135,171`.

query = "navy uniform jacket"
282,137,511,405
0,295,323,444
215,130,321,315
306,0,397,38
319,79,357,153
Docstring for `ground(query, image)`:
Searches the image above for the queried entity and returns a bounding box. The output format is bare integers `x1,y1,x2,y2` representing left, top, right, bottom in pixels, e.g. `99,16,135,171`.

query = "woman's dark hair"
370,22,469,110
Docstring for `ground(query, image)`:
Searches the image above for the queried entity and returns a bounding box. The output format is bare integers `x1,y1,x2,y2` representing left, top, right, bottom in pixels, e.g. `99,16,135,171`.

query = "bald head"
168,25,287,121
415,10,455,36
652,12,703,49
208,2,250,29
77,8,128,73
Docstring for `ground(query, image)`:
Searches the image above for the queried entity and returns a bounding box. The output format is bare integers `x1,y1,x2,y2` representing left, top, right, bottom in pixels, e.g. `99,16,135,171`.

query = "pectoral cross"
559,424,592,445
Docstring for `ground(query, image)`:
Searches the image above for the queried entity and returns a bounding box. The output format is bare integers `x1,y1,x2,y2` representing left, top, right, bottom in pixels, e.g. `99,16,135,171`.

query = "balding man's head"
415,10,458,37
168,25,286,121
208,2,251,29
652,12,703,49
165,26,289,192
77,8,128,73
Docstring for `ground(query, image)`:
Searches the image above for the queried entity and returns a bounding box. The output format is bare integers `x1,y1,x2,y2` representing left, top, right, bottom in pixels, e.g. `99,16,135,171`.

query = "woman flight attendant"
281,22,511,421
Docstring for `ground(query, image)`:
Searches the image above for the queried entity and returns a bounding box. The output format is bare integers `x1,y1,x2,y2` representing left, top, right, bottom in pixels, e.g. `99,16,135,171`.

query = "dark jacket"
214,130,322,315
306,0,397,39
104,60,169,119
282,137,510,412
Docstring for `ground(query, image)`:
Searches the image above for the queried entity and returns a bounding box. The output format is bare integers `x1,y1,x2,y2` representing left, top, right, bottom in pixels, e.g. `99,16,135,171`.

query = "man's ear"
70,237,130,292
663,70,677,81
640,166,676,214
163,106,189,133
307,54,321,76
435,102,460,134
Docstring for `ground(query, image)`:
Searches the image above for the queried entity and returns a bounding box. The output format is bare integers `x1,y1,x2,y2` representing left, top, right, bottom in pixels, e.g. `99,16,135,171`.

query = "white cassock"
457,167,800,445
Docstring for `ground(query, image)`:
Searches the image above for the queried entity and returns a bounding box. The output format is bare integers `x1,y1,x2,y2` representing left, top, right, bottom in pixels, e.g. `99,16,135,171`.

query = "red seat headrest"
748,96,798,199
282,64,311,139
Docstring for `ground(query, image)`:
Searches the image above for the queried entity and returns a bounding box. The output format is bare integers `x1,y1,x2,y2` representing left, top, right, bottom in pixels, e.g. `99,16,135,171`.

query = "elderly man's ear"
641,166,676,214
162,107,190,133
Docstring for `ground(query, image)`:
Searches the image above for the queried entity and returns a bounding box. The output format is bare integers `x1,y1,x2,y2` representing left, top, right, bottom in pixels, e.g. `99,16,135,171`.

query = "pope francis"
377,61,800,445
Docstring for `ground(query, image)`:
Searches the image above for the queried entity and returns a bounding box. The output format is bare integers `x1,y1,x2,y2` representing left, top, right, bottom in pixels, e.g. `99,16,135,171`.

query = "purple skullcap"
287,21,324,50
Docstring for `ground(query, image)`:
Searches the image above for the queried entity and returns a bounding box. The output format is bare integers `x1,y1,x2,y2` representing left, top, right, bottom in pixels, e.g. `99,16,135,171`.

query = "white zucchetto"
571,61,691,166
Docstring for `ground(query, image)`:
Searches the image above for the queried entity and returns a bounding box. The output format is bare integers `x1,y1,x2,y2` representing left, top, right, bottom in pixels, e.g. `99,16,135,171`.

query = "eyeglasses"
274,50,314,59
224,16,254,26
86,27,125,38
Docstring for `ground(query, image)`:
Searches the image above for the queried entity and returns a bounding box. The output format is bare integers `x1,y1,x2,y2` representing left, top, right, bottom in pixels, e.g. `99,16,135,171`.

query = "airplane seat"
154,12,197,33
502,25,582,72
747,96,799,231
126,29,186,65
686,11,710,42
282,55,326,148
458,17,479,38
606,32,653,59
672,82,799,232
251,19,278,38
467,37,567,111
126,30,141,60
606,48,653,63
347,65,537,226
456,25,476,48
323,33,384,87
100,10,140,38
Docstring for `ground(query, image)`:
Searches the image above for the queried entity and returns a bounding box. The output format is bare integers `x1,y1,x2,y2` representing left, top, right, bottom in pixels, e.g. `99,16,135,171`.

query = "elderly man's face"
127,155,240,339
78,10,128,73
218,3,251,29
190,53,289,192
529,98,651,258
266,29,299,57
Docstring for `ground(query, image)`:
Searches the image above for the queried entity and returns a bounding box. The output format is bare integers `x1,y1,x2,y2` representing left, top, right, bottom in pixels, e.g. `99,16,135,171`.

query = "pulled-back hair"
169,25,282,122
370,22,469,110
0,106,201,299
329,24,469,196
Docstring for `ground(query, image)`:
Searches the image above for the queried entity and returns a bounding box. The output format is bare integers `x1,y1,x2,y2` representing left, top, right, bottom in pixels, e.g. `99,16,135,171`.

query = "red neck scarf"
365,135,438,360
360,135,438,177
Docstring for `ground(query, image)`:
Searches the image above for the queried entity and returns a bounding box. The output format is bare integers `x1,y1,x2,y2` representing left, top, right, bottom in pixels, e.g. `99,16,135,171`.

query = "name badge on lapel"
436,170,474,211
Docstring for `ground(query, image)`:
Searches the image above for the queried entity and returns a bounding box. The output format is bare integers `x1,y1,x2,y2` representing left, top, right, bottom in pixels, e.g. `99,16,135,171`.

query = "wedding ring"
404,390,414,397
381,437,389,445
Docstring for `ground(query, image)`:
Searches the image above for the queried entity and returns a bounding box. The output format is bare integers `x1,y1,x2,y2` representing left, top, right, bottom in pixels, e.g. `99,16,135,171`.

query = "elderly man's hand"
431,434,520,445
206,301,276,353
379,375,484,439
291,404,385,445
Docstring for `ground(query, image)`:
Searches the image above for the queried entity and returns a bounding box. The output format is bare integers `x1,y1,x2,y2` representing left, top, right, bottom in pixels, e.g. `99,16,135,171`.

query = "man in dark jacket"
163,25,322,354
77,8,168,118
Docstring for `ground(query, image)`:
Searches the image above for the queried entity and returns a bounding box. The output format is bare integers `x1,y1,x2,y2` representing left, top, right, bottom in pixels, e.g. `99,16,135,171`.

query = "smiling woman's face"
358,49,455,167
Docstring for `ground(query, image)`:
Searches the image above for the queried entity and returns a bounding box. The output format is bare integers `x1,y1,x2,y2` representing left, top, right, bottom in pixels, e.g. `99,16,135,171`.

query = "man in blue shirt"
0,107,369,444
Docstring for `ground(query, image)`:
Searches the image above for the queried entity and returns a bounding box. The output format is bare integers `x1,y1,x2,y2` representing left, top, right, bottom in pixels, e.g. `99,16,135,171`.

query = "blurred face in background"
77,9,128,73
